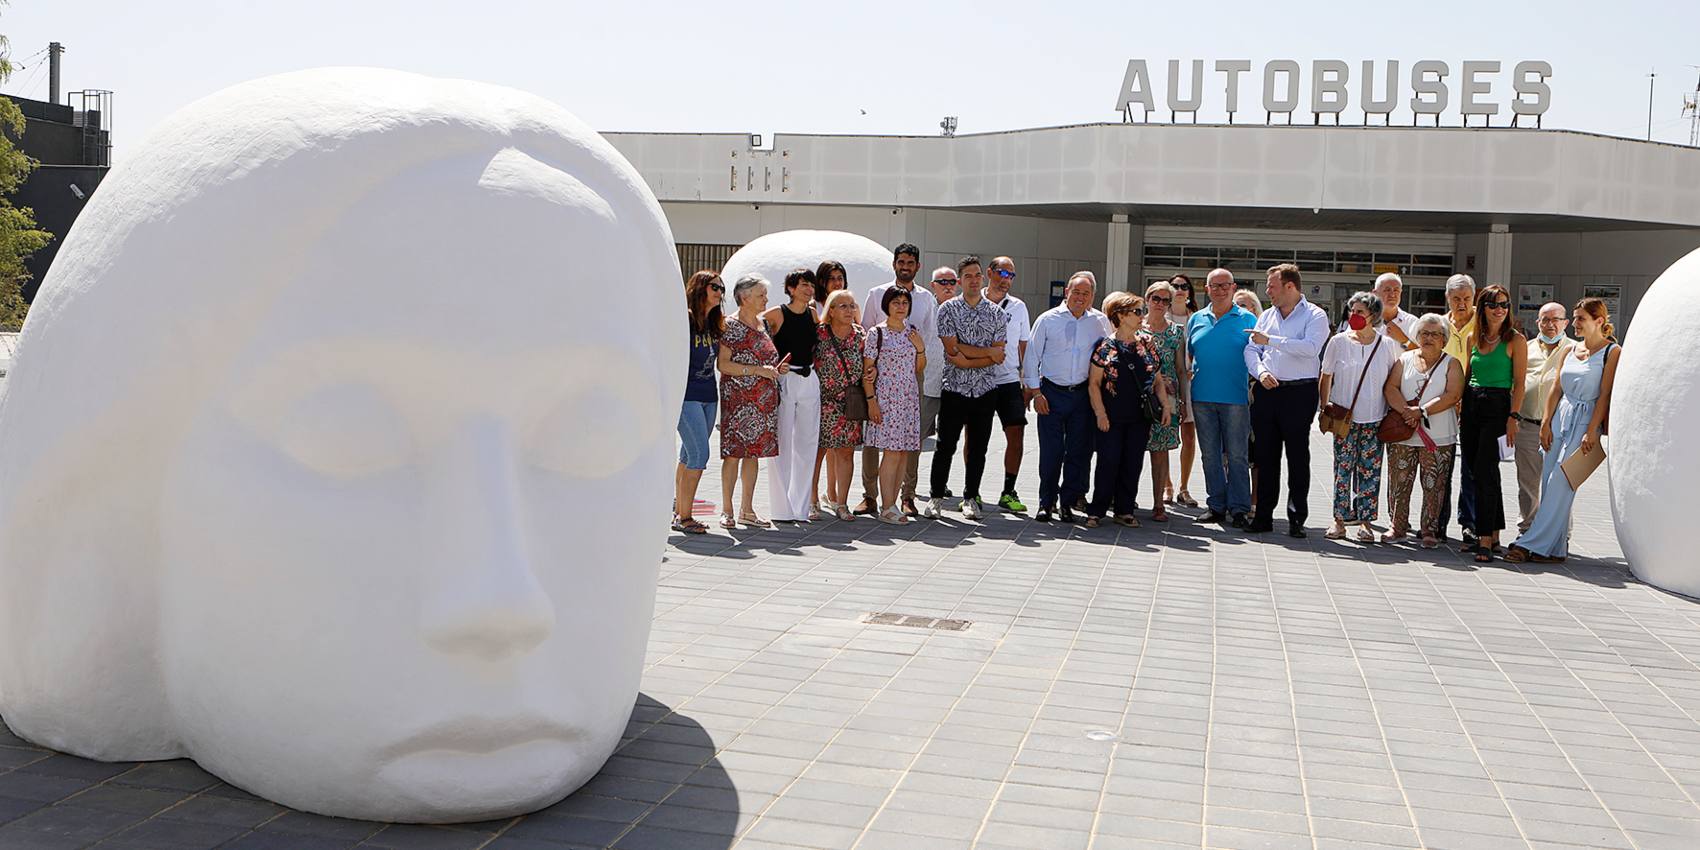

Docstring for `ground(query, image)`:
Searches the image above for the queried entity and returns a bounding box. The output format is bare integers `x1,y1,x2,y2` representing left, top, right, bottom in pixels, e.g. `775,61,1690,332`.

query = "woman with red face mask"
1318,291,1403,542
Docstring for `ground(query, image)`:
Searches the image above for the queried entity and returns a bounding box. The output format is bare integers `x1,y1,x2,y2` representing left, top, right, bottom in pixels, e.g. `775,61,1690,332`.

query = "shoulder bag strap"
1347,337,1383,412
1410,352,1443,403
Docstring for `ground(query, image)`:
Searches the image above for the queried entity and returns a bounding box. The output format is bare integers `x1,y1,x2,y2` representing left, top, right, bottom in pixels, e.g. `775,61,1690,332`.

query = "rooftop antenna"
939,116,958,137
47,41,63,104
1685,66,1700,146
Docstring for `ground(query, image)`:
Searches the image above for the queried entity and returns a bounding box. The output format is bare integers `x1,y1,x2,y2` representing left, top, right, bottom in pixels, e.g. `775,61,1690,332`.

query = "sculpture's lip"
376,715,581,759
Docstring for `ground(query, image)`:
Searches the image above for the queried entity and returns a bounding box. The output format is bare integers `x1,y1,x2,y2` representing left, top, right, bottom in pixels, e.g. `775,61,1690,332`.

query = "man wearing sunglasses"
920,267,959,500
985,257,1032,513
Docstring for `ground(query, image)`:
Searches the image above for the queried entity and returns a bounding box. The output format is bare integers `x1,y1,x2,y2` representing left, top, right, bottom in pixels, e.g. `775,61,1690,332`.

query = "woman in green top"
1459,284,1527,562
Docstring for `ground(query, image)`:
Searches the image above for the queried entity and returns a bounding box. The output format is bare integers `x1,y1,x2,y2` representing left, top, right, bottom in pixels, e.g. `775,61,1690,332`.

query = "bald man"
1515,302,1576,533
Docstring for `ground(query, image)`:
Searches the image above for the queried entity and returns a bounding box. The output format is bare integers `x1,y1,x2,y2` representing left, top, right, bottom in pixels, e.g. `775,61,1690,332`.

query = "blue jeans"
1036,382,1093,510
677,400,718,470
1194,401,1252,514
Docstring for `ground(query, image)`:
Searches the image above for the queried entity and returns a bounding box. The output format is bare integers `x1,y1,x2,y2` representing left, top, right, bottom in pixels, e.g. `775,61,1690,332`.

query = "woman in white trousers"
764,268,823,522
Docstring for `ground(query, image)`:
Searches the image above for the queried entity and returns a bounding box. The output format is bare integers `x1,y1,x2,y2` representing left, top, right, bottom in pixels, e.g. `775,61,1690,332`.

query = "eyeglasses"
1484,300,1510,310
708,283,725,293
993,269,1015,279
1537,316,1567,324
932,278,956,285
1417,331,1446,339
1131,307,1149,317
1148,295,1173,304
1206,281,1235,289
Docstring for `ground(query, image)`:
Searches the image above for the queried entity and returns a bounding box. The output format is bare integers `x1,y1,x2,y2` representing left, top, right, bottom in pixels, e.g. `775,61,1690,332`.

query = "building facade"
8,93,112,301
607,124,1700,329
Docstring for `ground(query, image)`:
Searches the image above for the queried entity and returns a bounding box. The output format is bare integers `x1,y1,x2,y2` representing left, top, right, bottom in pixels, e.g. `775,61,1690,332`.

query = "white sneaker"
921,498,942,519
962,497,982,521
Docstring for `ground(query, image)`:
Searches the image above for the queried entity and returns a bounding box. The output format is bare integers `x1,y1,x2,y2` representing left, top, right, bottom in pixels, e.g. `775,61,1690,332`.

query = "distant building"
6,89,112,301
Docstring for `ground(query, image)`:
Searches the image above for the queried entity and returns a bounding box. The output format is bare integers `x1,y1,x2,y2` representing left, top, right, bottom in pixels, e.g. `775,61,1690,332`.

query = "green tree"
0,4,52,331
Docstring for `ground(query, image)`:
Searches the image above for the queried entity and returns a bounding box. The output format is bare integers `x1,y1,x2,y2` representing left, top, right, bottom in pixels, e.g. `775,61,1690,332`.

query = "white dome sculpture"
719,229,896,305
0,68,683,823
1610,246,1700,598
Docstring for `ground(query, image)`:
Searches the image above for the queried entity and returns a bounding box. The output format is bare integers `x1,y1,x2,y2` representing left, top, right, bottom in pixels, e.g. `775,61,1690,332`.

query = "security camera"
69,184,85,200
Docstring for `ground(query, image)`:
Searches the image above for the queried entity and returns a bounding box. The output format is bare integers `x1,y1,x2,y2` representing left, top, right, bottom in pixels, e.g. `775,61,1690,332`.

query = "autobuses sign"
1113,59,1553,126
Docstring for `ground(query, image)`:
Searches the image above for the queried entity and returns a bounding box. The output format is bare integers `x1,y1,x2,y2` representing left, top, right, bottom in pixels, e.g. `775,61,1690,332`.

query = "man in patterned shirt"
925,255,1008,521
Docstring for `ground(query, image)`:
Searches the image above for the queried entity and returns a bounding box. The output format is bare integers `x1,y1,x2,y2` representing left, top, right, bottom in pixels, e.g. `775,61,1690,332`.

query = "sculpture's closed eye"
273,383,414,478
526,379,657,480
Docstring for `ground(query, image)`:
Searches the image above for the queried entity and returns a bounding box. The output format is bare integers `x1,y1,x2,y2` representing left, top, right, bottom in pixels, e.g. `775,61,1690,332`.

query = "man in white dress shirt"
1339,272,1419,350
856,244,938,518
1244,263,1332,537
1024,272,1113,522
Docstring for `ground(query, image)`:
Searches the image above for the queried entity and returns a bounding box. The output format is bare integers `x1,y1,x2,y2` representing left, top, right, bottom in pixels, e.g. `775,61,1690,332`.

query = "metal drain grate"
865,612,971,631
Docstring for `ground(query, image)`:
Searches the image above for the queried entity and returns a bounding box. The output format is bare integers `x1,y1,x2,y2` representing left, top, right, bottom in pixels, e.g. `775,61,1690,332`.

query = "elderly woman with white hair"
1380,312,1463,547
719,273,786,528
1318,291,1402,541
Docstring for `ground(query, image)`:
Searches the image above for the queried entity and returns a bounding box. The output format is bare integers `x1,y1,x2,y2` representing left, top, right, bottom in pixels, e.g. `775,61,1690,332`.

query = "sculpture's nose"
421,417,556,660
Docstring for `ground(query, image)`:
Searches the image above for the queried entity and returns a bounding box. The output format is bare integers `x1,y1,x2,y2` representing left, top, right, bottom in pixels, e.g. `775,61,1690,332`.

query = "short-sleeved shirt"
865,281,941,395
936,296,1007,399
1322,332,1402,423
1187,305,1257,405
1338,309,1420,345
686,325,718,403
988,294,1031,386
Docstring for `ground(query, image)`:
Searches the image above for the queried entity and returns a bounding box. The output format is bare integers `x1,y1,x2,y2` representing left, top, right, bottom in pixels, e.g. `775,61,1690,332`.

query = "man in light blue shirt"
1186,268,1257,527
1023,272,1113,522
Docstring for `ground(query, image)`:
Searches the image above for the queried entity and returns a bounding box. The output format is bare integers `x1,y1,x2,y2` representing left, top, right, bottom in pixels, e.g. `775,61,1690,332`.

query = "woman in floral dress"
1142,280,1189,521
717,274,784,529
1086,292,1174,529
814,289,865,521
862,288,926,525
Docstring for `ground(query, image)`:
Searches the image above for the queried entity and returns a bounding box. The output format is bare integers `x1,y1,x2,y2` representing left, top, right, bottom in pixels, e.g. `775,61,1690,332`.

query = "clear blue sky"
3,0,1698,153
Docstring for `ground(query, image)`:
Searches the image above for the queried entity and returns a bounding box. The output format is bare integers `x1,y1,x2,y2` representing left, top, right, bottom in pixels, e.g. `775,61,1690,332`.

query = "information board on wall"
1518,284,1554,313
1583,284,1622,318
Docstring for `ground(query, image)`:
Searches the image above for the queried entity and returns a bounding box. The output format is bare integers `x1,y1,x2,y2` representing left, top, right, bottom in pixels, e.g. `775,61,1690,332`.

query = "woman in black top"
761,268,821,522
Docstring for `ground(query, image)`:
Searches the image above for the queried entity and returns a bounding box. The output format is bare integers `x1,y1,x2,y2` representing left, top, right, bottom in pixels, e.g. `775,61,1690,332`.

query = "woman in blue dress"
1506,298,1621,563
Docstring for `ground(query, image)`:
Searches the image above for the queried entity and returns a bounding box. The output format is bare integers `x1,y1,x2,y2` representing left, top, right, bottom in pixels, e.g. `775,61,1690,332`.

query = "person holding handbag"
863,287,926,525
1318,292,1401,542
814,289,866,521
1086,292,1173,529
1380,314,1463,548
1506,298,1620,563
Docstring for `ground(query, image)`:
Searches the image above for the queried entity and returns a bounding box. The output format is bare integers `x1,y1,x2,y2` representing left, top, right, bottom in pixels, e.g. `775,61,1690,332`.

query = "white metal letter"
1167,59,1204,113
1263,60,1301,114
1511,61,1552,116
1361,60,1399,116
1311,60,1349,116
1215,60,1251,114
1409,60,1450,115
1114,60,1156,114
1460,60,1501,116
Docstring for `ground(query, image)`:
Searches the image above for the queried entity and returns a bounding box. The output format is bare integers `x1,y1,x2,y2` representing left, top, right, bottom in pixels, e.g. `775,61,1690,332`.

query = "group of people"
674,243,1619,566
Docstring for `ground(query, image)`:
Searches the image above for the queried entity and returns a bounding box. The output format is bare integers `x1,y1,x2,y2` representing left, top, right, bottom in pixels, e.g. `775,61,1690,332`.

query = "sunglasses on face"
1484,300,1510,310
993,269,1015,279
1148,295,1172,304
708,283,725,293
933,278,956,285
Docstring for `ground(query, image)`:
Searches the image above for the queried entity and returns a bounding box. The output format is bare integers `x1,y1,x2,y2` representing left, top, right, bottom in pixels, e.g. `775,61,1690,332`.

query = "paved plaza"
3,430,1699,849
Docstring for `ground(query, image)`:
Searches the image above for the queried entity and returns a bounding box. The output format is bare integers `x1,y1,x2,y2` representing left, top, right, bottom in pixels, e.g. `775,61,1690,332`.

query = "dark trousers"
1459,386,1511,536
1251,380,1320,528
1036,382,1094,511
1090,417,1151,517
1438,446,1477,539
932,390,996,500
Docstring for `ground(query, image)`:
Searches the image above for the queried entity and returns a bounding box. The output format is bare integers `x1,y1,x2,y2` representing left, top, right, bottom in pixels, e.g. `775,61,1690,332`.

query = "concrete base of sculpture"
1611,246,1700,598
719,230,894,304
0,68,682,823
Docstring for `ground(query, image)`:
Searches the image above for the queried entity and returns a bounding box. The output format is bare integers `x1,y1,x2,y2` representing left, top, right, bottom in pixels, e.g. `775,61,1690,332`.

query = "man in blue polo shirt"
1187,268,1258,528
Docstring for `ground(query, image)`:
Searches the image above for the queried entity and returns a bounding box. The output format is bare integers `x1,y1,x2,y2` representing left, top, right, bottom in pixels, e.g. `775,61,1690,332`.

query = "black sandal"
1474,546,1494,563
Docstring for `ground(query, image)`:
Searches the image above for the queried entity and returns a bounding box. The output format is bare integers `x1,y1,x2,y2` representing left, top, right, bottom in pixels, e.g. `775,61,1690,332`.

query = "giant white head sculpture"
1611,246,1700,599
0,68,683,822
719,229,896,306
